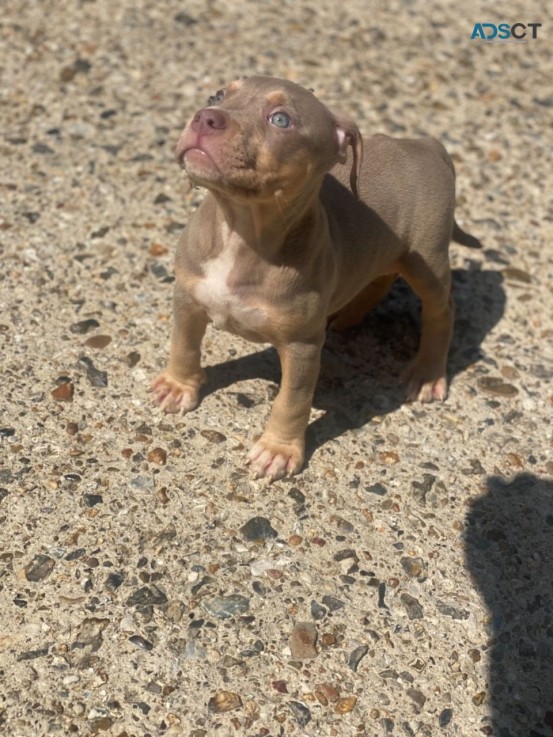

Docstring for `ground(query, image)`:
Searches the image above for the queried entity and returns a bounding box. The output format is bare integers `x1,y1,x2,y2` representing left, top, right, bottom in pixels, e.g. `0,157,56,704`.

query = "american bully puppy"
152,76,480,480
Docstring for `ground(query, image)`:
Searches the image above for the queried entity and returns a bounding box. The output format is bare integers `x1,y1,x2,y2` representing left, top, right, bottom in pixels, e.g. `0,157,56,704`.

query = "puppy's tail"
452,220,482,249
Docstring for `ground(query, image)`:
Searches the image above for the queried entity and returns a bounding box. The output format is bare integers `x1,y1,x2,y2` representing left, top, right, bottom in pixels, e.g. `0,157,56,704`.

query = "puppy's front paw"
151,372,201,414
403,363,448,403
246,435,304,482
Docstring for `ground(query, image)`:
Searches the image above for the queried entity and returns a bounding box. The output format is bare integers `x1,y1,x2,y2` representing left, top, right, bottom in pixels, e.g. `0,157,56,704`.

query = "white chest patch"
194,246,266,335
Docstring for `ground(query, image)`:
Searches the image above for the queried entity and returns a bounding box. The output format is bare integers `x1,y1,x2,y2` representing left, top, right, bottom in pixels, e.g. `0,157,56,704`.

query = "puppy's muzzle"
175,107,229,164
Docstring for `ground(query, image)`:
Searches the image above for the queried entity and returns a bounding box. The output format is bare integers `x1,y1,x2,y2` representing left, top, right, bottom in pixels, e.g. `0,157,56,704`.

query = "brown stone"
200,429,227,443
52,382,74,401
334,696,357,714
290,622,318,660
477,377,519,397
147,447,167,465
84,335,112,349
208,690,242,714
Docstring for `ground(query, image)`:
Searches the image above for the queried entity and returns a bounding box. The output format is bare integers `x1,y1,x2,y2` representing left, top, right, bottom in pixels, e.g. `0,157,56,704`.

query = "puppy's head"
176,76,362,202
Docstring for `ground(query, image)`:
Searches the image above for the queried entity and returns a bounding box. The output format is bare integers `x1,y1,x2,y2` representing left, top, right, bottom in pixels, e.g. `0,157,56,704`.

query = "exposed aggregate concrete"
0,1,552,735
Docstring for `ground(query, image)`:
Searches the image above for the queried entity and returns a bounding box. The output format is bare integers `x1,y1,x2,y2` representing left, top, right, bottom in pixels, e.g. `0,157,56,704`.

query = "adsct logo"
471,22,542,42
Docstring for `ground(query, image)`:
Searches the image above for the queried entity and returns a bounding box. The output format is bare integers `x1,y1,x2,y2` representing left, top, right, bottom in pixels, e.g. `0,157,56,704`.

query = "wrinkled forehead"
219,76,331,116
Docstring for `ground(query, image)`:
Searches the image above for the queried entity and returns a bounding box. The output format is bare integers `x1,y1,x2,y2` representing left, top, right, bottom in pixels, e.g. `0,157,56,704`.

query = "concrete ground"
1,1,552,735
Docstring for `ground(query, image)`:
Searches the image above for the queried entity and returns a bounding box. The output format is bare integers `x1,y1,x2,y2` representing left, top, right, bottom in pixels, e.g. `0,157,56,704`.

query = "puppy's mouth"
179,145,223,182
181,146,214,167
178,144,264,199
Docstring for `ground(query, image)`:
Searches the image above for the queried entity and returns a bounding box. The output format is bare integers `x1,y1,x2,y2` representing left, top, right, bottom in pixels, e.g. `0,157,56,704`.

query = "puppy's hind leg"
328,274,398,332
399,251,454,403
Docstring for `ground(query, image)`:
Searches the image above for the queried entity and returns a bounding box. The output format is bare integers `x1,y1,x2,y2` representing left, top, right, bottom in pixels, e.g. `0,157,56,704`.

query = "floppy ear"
335,119,363,200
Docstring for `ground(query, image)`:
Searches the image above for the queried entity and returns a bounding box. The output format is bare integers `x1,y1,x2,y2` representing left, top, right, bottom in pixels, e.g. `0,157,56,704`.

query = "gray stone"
203,594,250,619
240,516,278,542
287,700,311,727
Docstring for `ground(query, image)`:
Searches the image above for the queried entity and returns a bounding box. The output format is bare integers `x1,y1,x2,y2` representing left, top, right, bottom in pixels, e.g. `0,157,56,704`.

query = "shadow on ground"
465,474,553,737
203,264,505,460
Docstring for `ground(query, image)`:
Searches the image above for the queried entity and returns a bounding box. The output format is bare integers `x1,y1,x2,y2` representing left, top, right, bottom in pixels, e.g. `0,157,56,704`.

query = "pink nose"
191,108,228,135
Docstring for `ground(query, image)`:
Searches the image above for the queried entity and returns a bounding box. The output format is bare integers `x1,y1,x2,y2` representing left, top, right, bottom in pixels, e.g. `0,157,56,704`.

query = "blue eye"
268,111,292,129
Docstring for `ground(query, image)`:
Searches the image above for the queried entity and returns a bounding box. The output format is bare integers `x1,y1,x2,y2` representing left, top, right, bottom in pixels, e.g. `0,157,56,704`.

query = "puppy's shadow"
204,260,505,462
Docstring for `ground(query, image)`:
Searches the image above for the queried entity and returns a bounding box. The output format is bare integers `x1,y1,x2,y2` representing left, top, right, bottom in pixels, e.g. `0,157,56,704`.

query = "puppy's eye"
268,111,292,129
207,89,225,106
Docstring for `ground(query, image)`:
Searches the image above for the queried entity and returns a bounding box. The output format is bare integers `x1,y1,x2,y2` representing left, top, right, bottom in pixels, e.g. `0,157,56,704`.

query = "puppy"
152,76,480,480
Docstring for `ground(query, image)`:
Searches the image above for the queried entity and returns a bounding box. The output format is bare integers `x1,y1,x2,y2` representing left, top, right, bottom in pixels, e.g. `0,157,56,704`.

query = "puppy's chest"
193,246,267,336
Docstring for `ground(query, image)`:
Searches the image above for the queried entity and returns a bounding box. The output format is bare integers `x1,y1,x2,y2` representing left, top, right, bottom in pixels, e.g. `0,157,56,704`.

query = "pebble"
78,356,108,388
105,572,124,591
250,559,273,576
84,334,112,349
401,593,424,620
70,318,100,335
184,639,207,660
149,242,169,256
347,644,369,672
174,11,197,25
289,622,318,660
407,688,426,709
63,674,81,687
129,475,155,491
87,707,110,721
75,617,109,647
288,487,306,505
147,447,167,465
208,691,242,714
203,594,250,619
401,557,427,581
166,601,185,623
472,691,486,706
25,554,55,582
378,582,389,610
51,382,74,402
126,585,168,608
320,632,338,647
365,482,388,496
330,514,355,533
321,595,345,612
126,351,141,367
17,646,50,661
315,683,340,704
439,708,453,727
477,377,519,397
32,142,54,155
200,429,226,443
502,267,531,283
83,493,103,507
240,516,278,542
287,700,311,727
463,458,486,475
129,635,153,651
378,450,400,465
412,474,436,496
310,600,327,620
252,581,267,597
436,601,470,620
334,696,357,714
